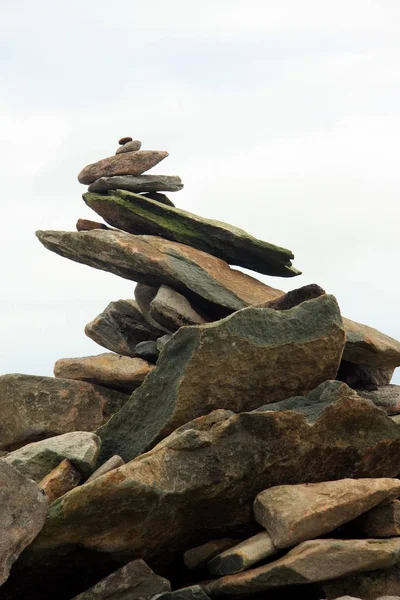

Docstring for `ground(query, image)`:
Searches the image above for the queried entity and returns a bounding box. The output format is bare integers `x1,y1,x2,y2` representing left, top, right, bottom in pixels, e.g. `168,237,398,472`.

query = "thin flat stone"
141,191,175,207
150,285,208,331
83,190,300,277
115,140,142,154
208,532,277,575
88,175,183,193
78,151,169,185
184,539,240,570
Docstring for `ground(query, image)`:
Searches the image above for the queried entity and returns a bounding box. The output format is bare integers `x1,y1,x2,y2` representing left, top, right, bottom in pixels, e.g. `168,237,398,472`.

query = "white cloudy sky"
1,0,400,382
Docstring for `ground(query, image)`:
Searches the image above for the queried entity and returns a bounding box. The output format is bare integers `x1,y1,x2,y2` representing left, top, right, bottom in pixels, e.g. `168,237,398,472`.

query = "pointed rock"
36,229,284,315
208,532,277,575
88,175,183,194
39,459,81,504
78,151,168,184
97,295,345,462
141,191,175,207
83,190,300,277
0,374,128,451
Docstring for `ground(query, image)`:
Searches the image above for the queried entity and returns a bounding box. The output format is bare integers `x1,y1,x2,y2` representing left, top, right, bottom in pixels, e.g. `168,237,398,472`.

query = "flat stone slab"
0,374,128,451
88,175,183,193
253,478,400,549
203,538,400,595
97,294,345,462
149,285,208,331
78,151,169,184
83,190,300,277
36,229,284,316
343,317,400,369
355,500,400,538
0,460,48,586
208,532,277,575
5,431,101,481
85,299,165,357
54,353,154,393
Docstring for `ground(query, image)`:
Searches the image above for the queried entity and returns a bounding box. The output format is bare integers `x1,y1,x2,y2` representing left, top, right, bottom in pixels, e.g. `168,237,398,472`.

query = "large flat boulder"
97,294,345,462
25,382,400,564
0,461,48,586
78,151,168,184
0,374,128,451
88,175,183,193
36,229,284,315
83,190,300,277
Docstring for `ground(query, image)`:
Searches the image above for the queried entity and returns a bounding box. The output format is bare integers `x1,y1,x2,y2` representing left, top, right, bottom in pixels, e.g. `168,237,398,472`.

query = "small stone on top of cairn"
118,136,133,145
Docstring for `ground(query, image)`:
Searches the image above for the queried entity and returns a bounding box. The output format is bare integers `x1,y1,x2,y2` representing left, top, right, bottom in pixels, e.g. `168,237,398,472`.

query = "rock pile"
2,139,400,600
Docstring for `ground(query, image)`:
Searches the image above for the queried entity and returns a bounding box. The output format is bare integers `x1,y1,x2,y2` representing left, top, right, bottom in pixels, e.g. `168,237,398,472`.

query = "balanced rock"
4,431,101,482
97,294,345,462
253,478,400,549
54,353,154,393
27,381,400,563
0,460,48,586
118,136,133,145
184,539,240,570
36,229,284,316
76,218,109,232
88,175,183,194
0,374,128,451
208,532,277,575
85,299,165,357
324,563,400,600
115,139,142,154
358,386,400,415
77,151,168,185
39,459,81,504
83,190,300,277
149,285,208,331
203,538,400,595
355,500,400,538
71,558,170,600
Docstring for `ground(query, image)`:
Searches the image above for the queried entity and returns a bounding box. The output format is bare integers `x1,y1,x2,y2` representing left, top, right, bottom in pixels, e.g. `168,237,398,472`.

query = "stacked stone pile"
3,140,400,600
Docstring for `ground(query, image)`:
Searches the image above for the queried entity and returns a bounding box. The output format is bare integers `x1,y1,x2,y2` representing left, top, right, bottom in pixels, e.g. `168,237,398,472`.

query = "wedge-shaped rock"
324,563,400,600
88,175,183,193
26,382,400,563
5,432,101,482
71,558,170,600
0,461,48,586
204,538,400,595
135,284,171,332
83,190,300,277
85,299,165,357
208,532,277,575
0,374,128,451
76,218,109,231
97,295,345,462
78,151,169,185
54,353,154,393
150,285,208,331
343,317,400,369
253,479,400,549
184,539,240,570
39,459,81,504
36,229,284,315
355,500,400,538
86,455,124,483
358,386,400,415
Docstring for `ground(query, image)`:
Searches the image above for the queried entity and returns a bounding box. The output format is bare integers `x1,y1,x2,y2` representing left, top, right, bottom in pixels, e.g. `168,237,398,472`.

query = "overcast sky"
1,0,400,383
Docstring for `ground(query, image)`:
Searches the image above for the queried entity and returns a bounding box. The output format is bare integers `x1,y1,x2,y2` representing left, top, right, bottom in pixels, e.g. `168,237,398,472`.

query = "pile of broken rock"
2,140,400,600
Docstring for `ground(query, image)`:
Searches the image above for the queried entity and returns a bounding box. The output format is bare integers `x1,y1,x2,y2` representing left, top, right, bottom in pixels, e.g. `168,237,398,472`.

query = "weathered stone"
118,136,133,145
355,500,400,538
71,558,170,599
115,140,142,154
260,283,326,309
337,360,394,391
156,334,172,354
150,285,208,331
5,432,101,482
36,229,284,316
342,317,400,369
86,455,124,483
208,532,277,575
203,538,400,596
39,459,81,504
76,218,109,232
88,175,183,194
358,386,400,415
83,190,300,277
324,563,400,600
0,461,47,586
54,353,154,393
78,151,169,185
253,479,400,549
141,191,175,207
85,299,165,357
0,374,128,451
184,539,240,570
134,341,159,363
134,284,171,332
97,295,345,462
27,381,400,563
155,586,210,600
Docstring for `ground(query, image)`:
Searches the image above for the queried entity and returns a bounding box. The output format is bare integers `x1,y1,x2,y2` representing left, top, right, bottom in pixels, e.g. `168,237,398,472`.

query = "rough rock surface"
39,459,82,504
0,374,128,451
0,460,48,586
77,151,169,184
54,353,154,393
71,558,170,599
253,478,400,549
88,175,183,193
134,341,159,363
36,229,284,315
203,538,400,595
207,532,277,575
5,432,101,482
342,317,400,368
83,190,300,277
337,360,394,390
85,299,165,357
97,294,345,462
115,139,142,154
324,563,400,600
86,455,124,483
355,500,400,538
134,284,171,332
149,285,208,331
184,539,240,570
358,386,400,415
26,382,400,563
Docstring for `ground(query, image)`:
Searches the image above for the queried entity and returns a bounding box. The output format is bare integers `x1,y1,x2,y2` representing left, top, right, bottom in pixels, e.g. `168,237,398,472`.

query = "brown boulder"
39,459,81,504
77,151,168,184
